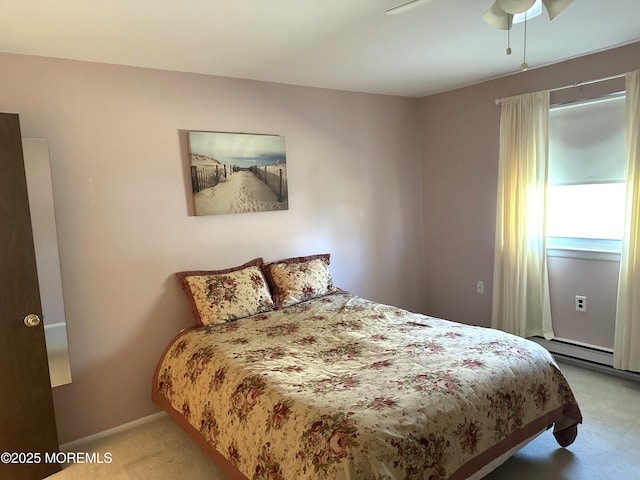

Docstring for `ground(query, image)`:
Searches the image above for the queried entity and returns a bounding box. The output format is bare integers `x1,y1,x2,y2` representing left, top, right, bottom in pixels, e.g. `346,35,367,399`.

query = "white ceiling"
1,0,639,98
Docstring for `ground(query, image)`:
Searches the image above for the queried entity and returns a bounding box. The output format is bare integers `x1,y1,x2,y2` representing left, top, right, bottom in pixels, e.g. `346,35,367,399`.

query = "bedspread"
152,292,581,480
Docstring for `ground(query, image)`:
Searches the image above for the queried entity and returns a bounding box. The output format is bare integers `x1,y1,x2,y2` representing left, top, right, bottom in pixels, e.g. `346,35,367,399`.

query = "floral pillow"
176,258,275,326
263,253,338,308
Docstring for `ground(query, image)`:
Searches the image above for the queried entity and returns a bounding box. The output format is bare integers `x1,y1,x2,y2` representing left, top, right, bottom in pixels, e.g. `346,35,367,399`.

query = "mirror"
23,138,72,387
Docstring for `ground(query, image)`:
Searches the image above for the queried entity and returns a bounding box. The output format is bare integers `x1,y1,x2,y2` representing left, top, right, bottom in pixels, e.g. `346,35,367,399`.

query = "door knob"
23,314,41,327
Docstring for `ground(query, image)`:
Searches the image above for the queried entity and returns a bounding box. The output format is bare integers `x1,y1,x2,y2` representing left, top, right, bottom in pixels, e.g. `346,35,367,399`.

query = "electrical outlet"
476,280,484,294
575,295,586,312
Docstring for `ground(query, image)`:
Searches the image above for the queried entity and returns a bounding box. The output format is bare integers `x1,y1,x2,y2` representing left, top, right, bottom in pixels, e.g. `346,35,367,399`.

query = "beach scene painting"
188,131,288,216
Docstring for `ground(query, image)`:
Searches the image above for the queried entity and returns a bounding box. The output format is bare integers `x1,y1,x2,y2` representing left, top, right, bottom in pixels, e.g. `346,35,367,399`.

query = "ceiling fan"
384,0,573,71
482,0,573,30
482,0,573,71
385,0,572,25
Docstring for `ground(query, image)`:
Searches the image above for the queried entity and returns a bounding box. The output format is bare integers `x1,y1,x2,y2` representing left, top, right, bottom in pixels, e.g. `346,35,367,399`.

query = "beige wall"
419,42,640,346
4,40,637,444
0,52,426,443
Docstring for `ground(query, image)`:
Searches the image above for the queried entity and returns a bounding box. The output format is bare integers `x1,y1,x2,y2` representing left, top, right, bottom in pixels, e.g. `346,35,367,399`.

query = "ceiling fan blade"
384,0,432,15
483,2,514,30
542,0,573,20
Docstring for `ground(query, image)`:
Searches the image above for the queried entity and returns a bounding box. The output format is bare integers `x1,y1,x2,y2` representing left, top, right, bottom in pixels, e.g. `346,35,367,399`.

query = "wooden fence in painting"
191,164,236,193
251,165,288,202
191,163,287,204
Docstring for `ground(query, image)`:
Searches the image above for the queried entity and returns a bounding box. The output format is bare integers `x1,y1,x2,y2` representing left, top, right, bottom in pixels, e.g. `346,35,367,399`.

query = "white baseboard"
60,411,168,452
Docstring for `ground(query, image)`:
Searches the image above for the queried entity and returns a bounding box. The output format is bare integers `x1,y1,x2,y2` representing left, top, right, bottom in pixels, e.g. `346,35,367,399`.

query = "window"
547,93,626,255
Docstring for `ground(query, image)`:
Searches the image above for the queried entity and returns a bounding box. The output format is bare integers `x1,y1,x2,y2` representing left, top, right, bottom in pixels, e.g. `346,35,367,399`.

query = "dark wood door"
0,113,60,479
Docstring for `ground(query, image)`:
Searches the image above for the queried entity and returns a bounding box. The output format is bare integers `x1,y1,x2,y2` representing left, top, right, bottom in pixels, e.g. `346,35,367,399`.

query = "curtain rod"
494,73,626,105
551,73,625,93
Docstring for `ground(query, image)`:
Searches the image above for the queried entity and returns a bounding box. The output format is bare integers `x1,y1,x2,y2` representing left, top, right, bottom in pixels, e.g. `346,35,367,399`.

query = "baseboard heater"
530,337,613,366
530,337,640,382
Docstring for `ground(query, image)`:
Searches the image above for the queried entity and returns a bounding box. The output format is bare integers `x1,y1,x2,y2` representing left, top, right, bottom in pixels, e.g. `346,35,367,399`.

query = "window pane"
546,183,625,240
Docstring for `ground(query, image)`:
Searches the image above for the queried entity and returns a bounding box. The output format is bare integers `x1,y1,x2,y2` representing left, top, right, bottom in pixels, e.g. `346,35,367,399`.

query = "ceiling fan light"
541,0,573,20
483,3,513,30
496,0,536,14
513,0,542,24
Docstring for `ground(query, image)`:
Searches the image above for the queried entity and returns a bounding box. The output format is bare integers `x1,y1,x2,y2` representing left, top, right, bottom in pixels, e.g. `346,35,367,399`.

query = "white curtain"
492,91,554,339
614,70,640,372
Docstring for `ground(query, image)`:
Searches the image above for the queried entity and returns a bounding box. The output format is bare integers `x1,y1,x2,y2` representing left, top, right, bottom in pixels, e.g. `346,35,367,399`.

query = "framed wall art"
188,131,288,216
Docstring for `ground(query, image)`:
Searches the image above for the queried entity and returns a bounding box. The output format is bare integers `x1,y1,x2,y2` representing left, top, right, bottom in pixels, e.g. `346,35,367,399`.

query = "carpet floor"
49,360,640,479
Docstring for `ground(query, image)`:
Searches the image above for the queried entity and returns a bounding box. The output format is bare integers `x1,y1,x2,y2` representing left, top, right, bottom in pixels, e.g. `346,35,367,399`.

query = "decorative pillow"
176,258,275,326
263,253,338,308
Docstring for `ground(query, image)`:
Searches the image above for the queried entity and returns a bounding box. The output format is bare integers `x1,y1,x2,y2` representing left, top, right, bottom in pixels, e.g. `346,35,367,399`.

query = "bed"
152,254,582,480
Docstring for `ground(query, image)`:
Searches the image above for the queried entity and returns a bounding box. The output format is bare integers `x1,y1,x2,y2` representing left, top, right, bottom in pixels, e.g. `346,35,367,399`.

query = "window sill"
547,237,621,261
547,247,620,262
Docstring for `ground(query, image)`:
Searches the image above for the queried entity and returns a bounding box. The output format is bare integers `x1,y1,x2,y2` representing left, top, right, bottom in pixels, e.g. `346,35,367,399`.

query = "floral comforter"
152,293,581,480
